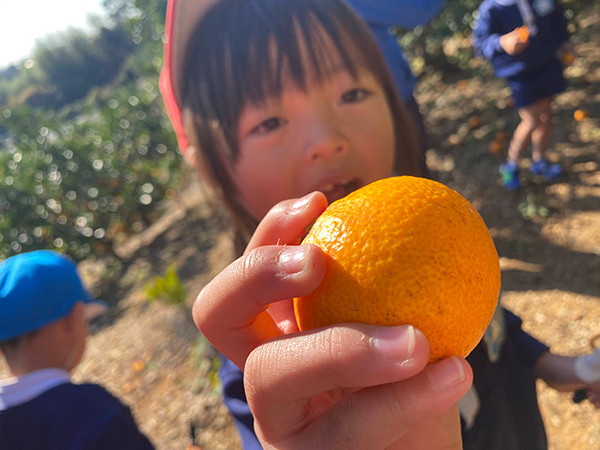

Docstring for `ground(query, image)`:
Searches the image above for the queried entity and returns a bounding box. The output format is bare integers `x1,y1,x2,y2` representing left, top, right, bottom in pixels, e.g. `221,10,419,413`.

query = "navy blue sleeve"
88,404,155,450
219,354,263,450
504,310,549,368
472,2,506,61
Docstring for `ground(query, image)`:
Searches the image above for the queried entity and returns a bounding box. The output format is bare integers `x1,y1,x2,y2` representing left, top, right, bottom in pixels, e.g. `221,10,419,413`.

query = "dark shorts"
506,59,567,109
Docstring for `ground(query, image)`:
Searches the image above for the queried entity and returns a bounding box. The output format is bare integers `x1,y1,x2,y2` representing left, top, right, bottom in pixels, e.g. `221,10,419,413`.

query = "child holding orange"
160,0,599,448
472,0,573,190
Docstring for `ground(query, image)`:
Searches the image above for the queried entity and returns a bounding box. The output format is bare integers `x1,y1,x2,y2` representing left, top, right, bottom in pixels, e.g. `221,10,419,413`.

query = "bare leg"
531,97,553,161
507,102,541,164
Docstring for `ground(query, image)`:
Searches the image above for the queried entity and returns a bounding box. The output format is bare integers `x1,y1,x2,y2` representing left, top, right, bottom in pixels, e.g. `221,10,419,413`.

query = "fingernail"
293,193,313,210
428,357,466,389
370,325,416,361
279,245,310,274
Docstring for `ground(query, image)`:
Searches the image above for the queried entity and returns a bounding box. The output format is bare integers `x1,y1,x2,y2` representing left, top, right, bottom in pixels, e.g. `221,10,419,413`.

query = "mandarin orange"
294,177,501,363
468,115,481,128
496,131,508,142
562,51,575,66
489,140,503,154
517,26,529,43
574,109,589,121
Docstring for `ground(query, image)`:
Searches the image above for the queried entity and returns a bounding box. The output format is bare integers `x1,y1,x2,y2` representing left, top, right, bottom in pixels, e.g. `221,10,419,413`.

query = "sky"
0,0,106,69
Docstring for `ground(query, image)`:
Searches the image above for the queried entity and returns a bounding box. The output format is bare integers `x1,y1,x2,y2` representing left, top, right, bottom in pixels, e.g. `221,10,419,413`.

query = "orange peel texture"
294,177,501,364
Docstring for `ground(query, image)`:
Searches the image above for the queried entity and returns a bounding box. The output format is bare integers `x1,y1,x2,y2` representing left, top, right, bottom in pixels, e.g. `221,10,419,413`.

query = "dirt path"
1,7,599,450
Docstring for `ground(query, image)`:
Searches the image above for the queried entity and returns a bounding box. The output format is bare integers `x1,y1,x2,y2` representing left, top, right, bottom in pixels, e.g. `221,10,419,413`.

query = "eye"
251,117,286,135
340,88,371,104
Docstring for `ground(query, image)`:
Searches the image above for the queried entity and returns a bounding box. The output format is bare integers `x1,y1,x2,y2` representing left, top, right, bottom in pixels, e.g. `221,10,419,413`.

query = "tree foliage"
32,26,134,107
0,0,180,262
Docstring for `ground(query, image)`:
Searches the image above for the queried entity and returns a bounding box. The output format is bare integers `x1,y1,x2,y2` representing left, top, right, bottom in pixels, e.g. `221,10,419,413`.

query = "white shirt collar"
0,368,71,411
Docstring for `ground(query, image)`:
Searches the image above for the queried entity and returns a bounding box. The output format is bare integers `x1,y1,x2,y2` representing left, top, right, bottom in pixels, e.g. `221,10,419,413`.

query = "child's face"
232,64,395,221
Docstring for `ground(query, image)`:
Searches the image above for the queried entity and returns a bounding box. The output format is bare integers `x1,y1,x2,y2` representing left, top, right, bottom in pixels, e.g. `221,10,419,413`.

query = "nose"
303,116,348,164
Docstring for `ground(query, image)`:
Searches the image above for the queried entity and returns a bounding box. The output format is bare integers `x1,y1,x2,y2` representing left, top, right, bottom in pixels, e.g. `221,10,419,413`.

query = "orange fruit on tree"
562,52,575,66
469,115,481,128
294,177,501,364
574,109,589,121
489,140,503,154
496,131,508,142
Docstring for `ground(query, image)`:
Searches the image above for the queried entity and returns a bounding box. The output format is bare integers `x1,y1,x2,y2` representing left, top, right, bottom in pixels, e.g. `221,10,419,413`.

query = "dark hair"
180,0,422,254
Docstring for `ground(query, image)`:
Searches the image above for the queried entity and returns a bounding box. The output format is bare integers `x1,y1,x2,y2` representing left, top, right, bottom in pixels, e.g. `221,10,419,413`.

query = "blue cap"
0,250,108,341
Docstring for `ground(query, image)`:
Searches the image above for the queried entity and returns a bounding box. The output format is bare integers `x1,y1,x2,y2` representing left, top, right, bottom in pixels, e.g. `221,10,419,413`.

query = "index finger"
193,243,327,369
245,191,328,254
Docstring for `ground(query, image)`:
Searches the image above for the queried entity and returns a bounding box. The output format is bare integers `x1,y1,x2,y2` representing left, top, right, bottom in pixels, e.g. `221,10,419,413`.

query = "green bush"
0,0,180,262
0,77,181,260
143,264,187,305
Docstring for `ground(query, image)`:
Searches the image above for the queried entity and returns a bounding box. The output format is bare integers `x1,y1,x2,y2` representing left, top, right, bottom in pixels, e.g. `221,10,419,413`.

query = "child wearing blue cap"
0,250,154,449
473,0,573,190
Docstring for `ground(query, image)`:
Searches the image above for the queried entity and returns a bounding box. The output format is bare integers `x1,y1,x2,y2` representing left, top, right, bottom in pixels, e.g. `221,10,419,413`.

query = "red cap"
159,0,219,156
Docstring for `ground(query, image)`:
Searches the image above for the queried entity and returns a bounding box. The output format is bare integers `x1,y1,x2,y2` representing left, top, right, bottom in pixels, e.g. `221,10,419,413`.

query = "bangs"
181,0,380,160
179,0,423,250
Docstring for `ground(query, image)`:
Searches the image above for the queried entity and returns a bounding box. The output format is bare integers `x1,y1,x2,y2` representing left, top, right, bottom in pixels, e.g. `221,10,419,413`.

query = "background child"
472,0,572,190
160,0,600,449
0,250,154,450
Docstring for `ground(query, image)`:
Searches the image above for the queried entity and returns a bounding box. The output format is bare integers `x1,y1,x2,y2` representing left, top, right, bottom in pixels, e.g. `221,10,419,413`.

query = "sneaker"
499,161,522,190
530,159,563,180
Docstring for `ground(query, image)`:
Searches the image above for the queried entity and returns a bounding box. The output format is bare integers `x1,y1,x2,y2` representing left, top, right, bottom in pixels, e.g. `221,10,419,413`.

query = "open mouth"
318,178,360,205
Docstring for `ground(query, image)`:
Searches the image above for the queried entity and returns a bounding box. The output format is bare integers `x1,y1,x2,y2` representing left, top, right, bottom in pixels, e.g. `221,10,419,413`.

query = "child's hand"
193,191,330,367
193,192,473,449
500,29,530,55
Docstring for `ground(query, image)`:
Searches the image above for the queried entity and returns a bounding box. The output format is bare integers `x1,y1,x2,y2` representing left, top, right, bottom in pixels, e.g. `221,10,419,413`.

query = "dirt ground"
2,6,599,450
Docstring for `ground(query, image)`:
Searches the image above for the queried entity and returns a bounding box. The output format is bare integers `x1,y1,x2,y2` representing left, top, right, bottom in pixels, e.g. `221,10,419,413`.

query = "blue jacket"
0,383,154,450
346,0,448,100
472,0,570,79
